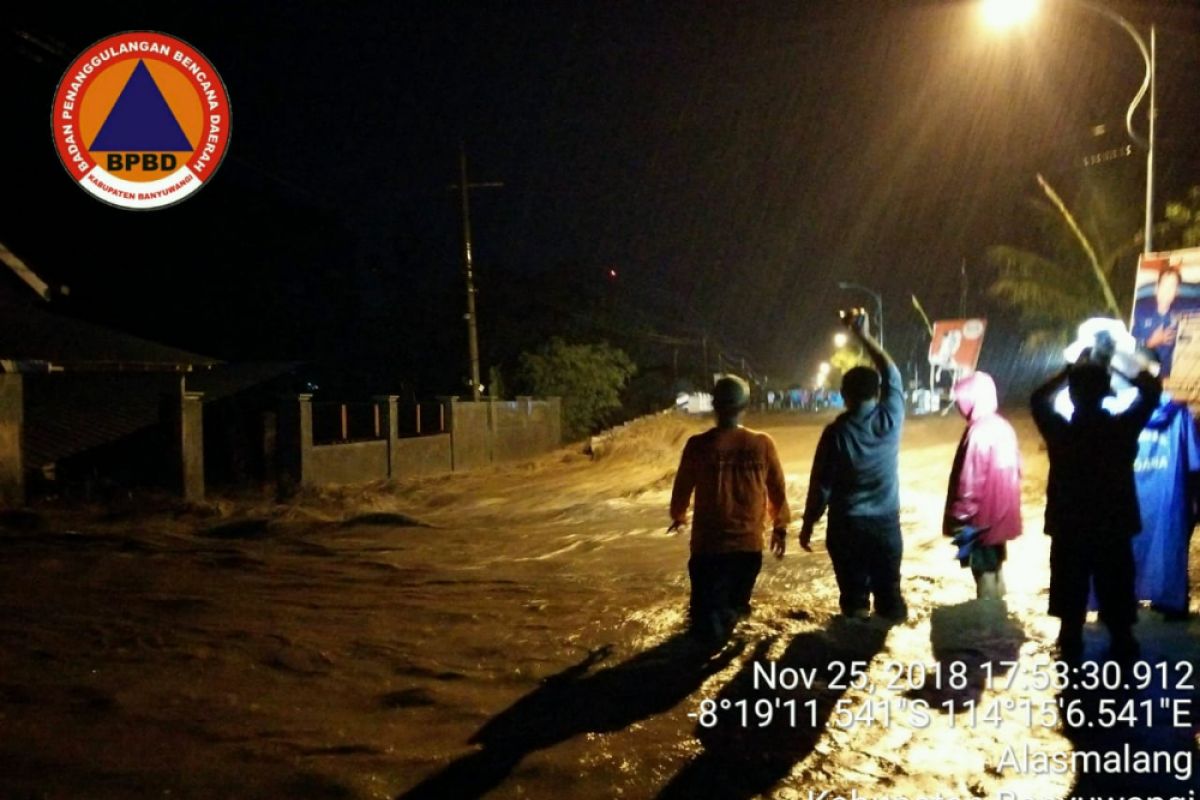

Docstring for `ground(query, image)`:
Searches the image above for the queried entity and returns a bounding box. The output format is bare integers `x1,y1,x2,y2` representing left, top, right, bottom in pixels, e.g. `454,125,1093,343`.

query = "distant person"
800,310,907,621
669,375,791,640
943,371,1023,599
1129,387,1200,619
1133,266,1200,376
1031,360,1162,661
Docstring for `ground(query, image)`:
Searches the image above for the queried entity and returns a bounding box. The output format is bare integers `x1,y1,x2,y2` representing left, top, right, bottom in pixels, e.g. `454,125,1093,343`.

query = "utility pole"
455,144,502,402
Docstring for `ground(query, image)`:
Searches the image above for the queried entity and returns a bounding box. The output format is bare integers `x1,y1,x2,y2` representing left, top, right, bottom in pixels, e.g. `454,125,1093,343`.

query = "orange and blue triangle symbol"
90,60,193,152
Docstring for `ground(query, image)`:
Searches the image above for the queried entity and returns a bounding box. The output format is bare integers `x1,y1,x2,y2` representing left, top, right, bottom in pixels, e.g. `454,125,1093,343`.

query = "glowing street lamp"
980,0,1038,30
818,361,831,375
833,332,848,348
981,0,1156,252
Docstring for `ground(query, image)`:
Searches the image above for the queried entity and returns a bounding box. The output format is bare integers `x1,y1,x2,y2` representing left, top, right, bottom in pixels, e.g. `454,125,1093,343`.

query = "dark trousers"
688,551,763,619
1049,532,1136,630
826,514,906,617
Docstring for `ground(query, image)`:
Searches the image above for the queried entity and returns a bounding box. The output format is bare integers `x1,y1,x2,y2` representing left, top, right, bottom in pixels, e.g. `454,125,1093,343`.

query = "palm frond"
1036,174,1120,317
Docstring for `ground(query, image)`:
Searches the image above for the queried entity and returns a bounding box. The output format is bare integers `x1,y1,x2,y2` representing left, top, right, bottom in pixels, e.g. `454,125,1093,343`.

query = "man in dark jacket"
800,310,906,621
1031,360,1162,661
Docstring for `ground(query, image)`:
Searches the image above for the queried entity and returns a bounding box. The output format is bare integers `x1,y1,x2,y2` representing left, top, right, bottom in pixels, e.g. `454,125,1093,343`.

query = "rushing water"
0,412,1196,799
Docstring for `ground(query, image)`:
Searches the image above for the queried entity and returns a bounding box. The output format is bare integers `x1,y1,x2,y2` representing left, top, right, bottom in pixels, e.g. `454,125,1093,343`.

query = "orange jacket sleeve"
670,438,697,524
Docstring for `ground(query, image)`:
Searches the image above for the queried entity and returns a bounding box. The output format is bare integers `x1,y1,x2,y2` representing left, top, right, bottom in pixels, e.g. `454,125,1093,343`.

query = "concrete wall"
546,397,562,452
445,396,561,468
308,440,390,486
492,398,555,462
0,374,23,507
9,382,560,499
444,399,492,471
392,434,452,478
284,395,452,488
279,394,559,491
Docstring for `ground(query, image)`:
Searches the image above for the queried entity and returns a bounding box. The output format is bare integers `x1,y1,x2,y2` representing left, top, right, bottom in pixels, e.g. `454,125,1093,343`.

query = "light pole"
836,281,884,348
1078,1,1155,253
981,0,1156,253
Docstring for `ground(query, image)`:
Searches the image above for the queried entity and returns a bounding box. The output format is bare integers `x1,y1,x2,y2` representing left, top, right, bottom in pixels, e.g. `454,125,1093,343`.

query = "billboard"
1130,247,1200,401
928,318,987,374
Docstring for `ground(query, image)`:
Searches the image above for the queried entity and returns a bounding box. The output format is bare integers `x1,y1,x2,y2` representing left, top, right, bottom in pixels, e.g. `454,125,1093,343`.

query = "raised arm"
844,309,903,419
1115,369,1163,438
1030,365,1070,439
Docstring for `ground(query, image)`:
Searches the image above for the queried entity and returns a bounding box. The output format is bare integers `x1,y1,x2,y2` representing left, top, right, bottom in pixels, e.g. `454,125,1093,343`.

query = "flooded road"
0,411,1196,799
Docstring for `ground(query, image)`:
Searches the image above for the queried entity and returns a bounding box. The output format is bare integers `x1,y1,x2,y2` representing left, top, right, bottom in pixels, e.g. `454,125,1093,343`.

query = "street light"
980,0,1037,29
833,332,848,348
981,0,1156,253
836,281,884,348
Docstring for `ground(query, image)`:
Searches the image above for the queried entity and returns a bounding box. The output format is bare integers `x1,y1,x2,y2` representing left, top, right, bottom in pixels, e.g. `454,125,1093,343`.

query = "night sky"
5,1,1199,402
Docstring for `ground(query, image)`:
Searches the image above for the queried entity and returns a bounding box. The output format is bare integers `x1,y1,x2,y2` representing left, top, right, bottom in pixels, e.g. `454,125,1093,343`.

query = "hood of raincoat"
954,371,998,422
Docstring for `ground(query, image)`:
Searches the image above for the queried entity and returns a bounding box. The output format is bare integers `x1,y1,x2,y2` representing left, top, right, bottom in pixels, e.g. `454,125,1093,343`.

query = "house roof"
187,361,298,401
1,238,212,370
1,305,218,370
23,373,172,469
23,363,297,468
0,240,298,468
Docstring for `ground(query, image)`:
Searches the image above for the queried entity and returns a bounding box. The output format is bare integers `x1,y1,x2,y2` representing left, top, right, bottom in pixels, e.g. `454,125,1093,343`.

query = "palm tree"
987,173,1141,347
1156,186,1200,250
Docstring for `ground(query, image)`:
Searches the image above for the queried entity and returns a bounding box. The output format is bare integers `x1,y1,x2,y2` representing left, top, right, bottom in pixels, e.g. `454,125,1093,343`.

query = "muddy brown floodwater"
0,411,1197,799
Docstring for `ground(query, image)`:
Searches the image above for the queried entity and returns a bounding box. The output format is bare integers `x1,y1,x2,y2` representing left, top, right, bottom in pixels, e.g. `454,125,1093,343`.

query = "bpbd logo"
52,31,231,209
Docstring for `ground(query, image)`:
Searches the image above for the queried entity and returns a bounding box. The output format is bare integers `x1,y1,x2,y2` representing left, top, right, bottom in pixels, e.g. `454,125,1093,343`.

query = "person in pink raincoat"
944,371,1023,598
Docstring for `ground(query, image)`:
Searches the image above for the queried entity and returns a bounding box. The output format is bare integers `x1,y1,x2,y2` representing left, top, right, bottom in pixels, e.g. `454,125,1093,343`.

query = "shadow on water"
1058,633,1200,796
339,512,428,528
656,616,889,800
909,598,1025,707
395,631,744,800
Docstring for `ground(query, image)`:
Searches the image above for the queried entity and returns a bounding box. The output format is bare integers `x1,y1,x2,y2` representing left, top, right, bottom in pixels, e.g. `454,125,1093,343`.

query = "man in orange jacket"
670,375,790,639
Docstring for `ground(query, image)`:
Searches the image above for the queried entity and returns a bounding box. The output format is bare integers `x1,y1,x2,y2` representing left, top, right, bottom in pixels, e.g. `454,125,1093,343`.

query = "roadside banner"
1130,247,1200,402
